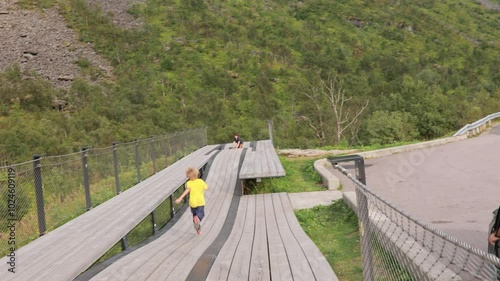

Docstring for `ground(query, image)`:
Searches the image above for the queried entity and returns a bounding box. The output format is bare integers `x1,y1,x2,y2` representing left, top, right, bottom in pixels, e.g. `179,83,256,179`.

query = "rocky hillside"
0,0,143,88
0,0,497,89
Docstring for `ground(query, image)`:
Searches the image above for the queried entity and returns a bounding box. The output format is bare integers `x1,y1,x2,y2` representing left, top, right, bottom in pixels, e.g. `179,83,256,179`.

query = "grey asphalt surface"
332,125,500,252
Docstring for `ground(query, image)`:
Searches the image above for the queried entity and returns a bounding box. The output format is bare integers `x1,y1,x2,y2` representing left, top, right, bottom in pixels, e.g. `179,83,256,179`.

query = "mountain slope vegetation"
1,0,499,163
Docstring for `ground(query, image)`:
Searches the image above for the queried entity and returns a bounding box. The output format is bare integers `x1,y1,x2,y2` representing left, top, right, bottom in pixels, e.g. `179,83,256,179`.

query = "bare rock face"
85,0,144,30
477,0,500,11
0,0,148,89
0,0,113,88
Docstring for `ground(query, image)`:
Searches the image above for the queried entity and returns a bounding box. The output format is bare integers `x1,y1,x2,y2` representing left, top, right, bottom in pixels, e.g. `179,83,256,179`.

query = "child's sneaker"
193,216,200,231
196,229,201,236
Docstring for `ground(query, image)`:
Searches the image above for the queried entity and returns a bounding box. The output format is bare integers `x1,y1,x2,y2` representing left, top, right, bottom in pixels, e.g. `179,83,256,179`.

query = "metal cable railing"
0,127,207,257
334,162,500,281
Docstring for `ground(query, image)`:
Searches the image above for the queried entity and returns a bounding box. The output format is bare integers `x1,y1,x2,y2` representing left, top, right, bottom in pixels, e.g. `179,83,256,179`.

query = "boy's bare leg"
193,215,202,235
193,215,200,231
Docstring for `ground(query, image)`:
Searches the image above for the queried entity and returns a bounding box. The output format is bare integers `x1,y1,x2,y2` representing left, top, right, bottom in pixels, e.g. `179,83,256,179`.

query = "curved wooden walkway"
89,145,244,280
87,142,336,280
0,145,219,281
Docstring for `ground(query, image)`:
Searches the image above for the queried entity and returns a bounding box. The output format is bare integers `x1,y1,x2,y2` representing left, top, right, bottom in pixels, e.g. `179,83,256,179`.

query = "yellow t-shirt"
187,178,207,208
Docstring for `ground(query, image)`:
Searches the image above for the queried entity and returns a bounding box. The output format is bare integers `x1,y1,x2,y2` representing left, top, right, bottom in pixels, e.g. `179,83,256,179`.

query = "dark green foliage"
1,0,500,163
365,111,419,145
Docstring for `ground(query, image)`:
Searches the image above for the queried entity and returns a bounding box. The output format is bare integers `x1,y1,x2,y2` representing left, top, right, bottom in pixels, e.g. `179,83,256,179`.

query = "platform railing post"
267,119,274,145
170,195,175,219
113,142,121,195
33,155,46,236
150,137,157,174
81,147,92,211
135,140,141,182
151,210,158,235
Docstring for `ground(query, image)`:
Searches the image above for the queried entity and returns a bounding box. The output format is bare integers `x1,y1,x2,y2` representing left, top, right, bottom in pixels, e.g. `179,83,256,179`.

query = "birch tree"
302,74,369,145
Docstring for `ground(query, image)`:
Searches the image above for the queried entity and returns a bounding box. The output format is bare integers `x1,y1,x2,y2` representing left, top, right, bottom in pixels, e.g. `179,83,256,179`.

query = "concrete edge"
313,159,340,190
313,135,468,192
355,135,467,159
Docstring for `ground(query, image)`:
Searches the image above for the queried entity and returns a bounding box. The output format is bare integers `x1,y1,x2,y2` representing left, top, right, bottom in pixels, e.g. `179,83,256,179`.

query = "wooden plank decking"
1,141,337,281
239,140,286,180
0,145,219,281
207,193,338,281
88,144,336,281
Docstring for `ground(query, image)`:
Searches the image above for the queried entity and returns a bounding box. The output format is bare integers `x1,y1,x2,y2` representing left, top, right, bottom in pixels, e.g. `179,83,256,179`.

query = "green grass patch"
246,156,324,194
296,200,363,281
96,241,122,264
127,215,154,248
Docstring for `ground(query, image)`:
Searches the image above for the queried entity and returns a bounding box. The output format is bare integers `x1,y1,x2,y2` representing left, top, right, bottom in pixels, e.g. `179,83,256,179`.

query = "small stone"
23,50,38,55
58,75,74,81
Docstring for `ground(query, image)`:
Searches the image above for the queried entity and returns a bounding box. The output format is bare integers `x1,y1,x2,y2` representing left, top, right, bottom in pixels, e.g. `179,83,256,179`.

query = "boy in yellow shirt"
175,167,208,235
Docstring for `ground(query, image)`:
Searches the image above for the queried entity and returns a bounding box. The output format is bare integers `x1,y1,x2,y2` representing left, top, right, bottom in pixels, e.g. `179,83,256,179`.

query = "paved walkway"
288,191,342,210
328,126,500,252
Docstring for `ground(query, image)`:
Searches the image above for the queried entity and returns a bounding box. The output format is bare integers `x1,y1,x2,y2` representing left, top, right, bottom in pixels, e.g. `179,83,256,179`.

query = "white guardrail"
453,112,500,136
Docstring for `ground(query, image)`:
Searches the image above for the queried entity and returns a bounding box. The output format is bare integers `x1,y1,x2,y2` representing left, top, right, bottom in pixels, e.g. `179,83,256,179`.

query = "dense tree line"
1,0,499,163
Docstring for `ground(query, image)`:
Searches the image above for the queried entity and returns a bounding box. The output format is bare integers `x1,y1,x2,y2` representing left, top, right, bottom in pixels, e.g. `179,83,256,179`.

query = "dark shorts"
190,206,205,221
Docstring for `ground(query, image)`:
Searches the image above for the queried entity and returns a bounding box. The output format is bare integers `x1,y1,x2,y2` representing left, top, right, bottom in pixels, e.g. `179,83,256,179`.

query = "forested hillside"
1,0,499,163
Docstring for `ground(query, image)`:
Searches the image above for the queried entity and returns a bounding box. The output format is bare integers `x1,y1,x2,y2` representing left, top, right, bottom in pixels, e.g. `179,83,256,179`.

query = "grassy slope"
2,0,500,163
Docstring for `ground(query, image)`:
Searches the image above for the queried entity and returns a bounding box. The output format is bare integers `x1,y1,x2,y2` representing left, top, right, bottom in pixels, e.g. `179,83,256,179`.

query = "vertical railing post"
112,142,121,195
121,235,129,251
150,137,157,174
327,155,373,281
204,126,208,146
185,129,190,154
355,158,366,185
196,127,200,148
151,210,158,235
182,130,187,155
181,130,186,157
33,155,46,236
173,133,179,161
134,140,141,183
183,183,188,204
170,195,175,219
357,187,374,281
268,119,274,145
163,135,169,168
81,147,92,211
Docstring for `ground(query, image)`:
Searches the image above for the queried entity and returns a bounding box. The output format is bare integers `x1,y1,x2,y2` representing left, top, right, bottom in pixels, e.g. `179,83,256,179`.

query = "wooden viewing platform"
239,139,286,180
87,145,244,280
1,141,337,281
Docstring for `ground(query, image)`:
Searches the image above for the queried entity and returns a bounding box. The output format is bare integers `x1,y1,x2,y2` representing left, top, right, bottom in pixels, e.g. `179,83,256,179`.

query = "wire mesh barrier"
0,127,207,257
333,162,500,281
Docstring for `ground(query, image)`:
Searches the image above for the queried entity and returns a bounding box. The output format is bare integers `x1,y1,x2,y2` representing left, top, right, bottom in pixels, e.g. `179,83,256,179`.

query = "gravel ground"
0,0,145,89
476,0,500,11
85,0,144,29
